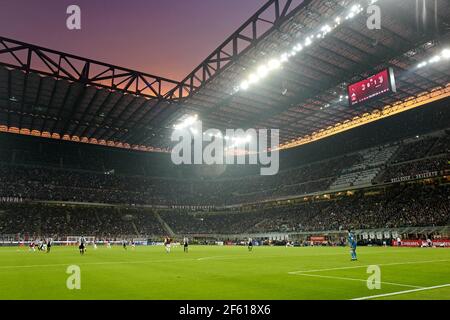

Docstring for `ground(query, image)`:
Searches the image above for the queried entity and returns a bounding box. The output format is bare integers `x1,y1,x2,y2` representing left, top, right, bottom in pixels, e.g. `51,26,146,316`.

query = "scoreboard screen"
348,68,397,106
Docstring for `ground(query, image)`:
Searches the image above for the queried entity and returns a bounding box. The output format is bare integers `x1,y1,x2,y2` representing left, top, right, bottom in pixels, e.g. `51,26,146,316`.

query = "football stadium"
0,0,449,304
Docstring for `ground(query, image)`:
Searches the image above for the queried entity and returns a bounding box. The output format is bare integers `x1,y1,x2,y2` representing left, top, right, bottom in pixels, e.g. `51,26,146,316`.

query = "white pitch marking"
291,272,423,289
197,256,231,261
288,259,450,274
351,284,450,300
0,258,196,270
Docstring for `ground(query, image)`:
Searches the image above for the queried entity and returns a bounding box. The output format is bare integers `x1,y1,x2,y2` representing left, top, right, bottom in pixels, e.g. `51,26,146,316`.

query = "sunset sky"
0,0,266,80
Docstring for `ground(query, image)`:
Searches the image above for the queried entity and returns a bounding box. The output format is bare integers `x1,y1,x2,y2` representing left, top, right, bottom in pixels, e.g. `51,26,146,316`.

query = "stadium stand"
0,204,164,240
1,183,448,237
0,109,448,239
2,121,448,208
334,146,398,188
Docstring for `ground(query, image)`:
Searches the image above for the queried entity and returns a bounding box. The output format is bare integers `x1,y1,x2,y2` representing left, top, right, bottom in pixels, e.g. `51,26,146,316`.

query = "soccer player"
38,239,44,251
183,237,189,253
348,230,357,261
46,238,52,253
131,240,136,250
248,238,253,252
396,236,402,247
122,239,128,250
164,237,171,253
29,240,36,252
79,236,86,255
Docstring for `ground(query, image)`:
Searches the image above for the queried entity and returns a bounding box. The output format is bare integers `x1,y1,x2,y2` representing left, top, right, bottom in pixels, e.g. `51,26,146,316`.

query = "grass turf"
0,245,449,300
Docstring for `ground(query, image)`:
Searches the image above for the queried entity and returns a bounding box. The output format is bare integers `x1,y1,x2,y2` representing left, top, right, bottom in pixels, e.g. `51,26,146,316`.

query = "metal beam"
164,0,313,100
0,36,182,100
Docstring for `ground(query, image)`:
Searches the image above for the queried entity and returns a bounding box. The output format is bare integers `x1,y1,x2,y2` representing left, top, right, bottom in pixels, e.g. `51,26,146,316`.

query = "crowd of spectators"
429,132,450,156
380,157,448,182
0,204,164,239
1,184,447,237
374,132,449,182
0,154,358,206
392,137,439,163
0,131,448,206
162,184,449,234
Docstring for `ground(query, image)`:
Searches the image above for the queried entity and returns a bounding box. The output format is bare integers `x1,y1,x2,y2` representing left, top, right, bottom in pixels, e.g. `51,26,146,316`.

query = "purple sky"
0,0,266,80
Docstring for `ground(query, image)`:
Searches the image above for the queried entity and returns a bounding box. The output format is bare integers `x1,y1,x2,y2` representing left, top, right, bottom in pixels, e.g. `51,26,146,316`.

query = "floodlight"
305,37,312,46
240,81,250,90
268,59,281,70
257,65,269,78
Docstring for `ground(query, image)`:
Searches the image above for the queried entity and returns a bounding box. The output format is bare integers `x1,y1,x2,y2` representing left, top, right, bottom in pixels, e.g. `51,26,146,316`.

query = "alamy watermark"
367,4,381,30
171,121,279,176
366,265,381,290
66,5,81,30
66,265,81,290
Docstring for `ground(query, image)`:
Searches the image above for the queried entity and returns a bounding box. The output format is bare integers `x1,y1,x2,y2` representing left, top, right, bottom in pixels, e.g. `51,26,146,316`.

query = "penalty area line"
288,259,450,274
291,273,422,289
351,284,450,300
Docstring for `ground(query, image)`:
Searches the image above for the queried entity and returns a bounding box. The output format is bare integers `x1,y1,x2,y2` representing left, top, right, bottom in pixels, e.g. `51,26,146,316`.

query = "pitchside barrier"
392,239,450,247
66,236,96,245
0,238,164,247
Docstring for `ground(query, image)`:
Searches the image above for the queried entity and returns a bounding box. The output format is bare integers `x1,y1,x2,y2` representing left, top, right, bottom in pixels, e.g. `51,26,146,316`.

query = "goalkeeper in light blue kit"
348,230,357,261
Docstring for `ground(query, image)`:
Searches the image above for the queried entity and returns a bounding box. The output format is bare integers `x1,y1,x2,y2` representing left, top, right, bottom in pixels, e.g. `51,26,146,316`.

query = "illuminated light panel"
417,47,450,68
173,114,198,130
442,49,450,59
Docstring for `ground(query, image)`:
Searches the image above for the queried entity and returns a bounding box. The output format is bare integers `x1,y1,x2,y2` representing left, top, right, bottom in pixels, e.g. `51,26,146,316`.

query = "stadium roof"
1,0,450,152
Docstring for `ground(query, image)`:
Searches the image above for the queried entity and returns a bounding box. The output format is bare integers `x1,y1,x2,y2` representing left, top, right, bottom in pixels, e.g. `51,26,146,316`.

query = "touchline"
171,121,279,176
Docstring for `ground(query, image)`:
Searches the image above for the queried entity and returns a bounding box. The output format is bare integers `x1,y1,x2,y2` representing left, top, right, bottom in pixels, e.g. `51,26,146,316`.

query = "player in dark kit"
183,237,189,253
122,239,128,250
46,238,52,253
79,236,86,255
248,238,253,252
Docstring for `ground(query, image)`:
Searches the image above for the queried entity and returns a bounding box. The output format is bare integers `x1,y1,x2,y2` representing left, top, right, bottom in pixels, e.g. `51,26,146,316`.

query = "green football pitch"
0,245,449,300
